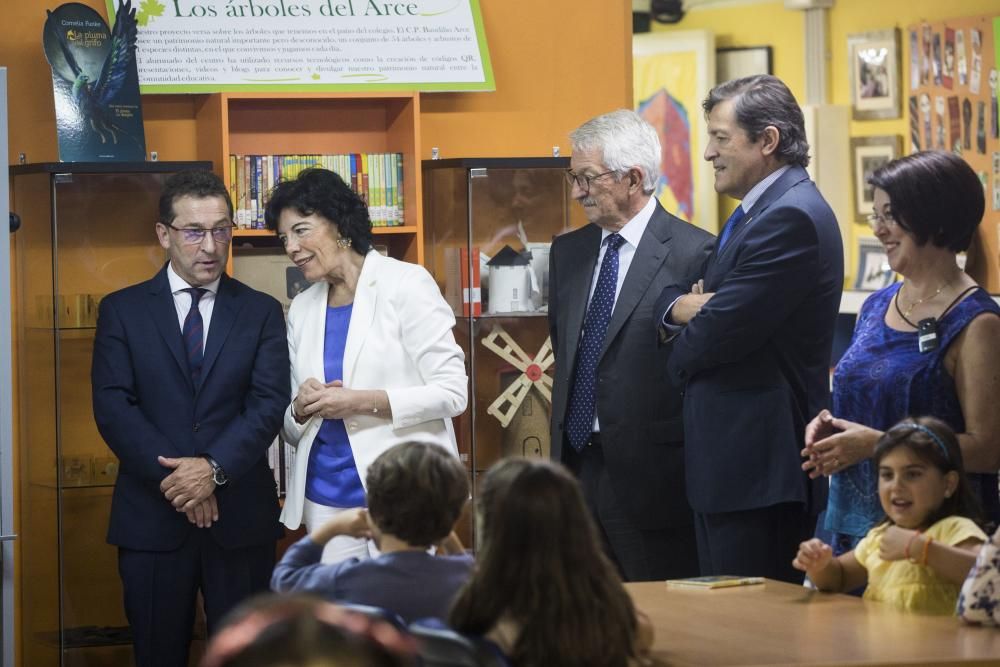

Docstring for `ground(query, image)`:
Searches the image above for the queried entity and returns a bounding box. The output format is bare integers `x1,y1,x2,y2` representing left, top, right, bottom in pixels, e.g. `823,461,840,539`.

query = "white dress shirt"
585,194,657,431
166,263,220,348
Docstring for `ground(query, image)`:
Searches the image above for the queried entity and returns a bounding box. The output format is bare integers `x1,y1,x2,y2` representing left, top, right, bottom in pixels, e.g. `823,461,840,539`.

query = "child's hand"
793,538,833,573
435,530,465,556
880,525,920,562
311,508,373,544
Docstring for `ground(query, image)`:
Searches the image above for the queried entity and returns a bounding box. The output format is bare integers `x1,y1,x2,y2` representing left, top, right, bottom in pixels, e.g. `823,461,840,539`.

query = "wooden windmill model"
481,325,554,459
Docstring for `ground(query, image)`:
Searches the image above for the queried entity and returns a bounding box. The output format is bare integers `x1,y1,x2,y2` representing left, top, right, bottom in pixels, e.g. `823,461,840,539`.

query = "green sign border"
105,0,494,94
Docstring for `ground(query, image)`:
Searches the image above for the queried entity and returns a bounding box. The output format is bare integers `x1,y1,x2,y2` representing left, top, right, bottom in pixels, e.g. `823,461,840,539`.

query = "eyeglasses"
866,210,899,231
565,169,617,191
165,222,236,245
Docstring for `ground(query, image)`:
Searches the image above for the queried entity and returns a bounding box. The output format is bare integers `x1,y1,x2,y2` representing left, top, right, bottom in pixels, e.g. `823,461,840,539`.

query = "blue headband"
889,423,950,461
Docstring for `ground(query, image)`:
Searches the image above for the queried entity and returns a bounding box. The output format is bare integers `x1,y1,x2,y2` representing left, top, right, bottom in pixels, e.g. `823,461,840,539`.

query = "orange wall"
1,1,632,165
420,1,633,158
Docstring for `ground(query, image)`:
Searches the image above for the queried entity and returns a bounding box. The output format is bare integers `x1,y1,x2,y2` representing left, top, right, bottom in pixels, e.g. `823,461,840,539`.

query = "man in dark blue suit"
92,171,289,666
656,76,844,583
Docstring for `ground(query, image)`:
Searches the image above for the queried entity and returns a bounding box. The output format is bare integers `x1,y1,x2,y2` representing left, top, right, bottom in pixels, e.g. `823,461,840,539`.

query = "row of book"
229,153,406,229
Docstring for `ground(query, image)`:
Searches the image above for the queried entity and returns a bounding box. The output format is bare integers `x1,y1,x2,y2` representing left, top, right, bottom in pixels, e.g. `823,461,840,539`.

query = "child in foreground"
794,417,986,614
449,458,653,666
271,442,472,623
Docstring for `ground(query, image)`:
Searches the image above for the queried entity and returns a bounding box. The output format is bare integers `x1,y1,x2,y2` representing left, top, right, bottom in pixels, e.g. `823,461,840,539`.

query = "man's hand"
670,280,715,325
184,494,219,528
159,456,215,511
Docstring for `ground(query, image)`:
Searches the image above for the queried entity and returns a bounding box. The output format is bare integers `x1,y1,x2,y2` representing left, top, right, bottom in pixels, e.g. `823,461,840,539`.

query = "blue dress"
825,284,1000,546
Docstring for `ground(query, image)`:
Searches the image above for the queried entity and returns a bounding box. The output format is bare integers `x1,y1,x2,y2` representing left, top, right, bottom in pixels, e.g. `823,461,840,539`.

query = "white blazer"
279,251,468,529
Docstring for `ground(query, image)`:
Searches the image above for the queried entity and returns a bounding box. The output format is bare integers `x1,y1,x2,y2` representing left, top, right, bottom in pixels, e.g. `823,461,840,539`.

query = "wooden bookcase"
191,92,424,272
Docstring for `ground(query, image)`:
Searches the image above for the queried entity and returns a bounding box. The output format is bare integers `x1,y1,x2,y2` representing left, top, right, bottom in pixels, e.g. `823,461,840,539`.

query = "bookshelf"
191,92,424,274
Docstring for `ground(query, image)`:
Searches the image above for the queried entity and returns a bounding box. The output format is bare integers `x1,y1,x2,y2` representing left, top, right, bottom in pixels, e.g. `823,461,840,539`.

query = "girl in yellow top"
794,416,986,614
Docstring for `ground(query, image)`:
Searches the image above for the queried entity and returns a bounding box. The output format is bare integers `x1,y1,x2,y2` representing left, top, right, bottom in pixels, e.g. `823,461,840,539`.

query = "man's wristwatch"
202,455,228,486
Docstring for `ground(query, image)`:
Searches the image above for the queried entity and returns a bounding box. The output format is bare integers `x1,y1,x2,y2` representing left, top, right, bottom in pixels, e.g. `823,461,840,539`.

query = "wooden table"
626,579,1000,666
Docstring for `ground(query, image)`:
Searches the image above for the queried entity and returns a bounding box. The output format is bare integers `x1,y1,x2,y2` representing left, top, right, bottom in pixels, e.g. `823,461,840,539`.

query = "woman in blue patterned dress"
802,151,1000,554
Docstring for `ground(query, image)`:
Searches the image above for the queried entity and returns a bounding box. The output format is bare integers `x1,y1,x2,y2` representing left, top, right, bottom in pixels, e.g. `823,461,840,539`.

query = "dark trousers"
694,502,815,584
118,529,275,667
564,436,699,582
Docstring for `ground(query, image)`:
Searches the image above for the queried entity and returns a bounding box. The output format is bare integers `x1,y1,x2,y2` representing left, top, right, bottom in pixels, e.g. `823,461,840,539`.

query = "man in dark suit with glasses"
92,170,289,666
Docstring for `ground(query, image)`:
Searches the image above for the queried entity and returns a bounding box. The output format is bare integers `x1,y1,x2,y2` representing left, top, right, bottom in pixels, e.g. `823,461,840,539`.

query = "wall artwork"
850,136,902,222
908,14,1000,292
854,237,897,291
716,46,773,82
633,30,718,232
848,29,902,120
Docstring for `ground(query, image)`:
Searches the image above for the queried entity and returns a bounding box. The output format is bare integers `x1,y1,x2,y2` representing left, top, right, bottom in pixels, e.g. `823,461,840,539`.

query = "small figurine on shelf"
486,245,535,314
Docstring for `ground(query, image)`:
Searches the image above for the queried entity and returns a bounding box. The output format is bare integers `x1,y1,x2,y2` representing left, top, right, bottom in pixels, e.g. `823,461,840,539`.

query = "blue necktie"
717,205,746,250
182,288,207,384
565,233,626,451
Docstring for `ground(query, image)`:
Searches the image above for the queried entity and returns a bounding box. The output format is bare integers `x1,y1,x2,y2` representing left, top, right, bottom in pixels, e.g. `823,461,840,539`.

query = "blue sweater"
271,536,474,623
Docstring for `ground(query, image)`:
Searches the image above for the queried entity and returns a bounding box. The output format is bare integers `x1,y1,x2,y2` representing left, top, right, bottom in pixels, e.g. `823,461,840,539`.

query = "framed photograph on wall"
854,237,897,290
850,136,902,221
848,29,901,120
716,46,773,82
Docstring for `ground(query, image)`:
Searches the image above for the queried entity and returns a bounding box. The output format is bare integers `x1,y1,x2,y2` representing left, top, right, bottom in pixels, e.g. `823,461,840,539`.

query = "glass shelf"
421,158,585,544
13,163,210,667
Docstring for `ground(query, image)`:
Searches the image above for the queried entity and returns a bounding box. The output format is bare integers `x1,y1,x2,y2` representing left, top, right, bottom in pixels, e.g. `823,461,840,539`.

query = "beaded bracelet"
920,536,934,567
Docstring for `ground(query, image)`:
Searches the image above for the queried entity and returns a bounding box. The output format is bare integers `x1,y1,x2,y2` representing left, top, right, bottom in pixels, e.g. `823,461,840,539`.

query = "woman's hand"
880,525,920,562
792,538,833,573
304,380,359,420
297,380,380,420
801,414,881,478
293,378,327,421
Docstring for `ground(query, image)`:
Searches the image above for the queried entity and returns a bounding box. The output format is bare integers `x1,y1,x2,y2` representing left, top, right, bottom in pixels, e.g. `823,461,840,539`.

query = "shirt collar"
601,195,657,249
739,164,791,214
167,263,220,295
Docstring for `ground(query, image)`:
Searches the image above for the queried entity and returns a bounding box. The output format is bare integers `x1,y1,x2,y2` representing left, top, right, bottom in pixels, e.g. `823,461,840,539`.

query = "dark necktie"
565,233,626,451
182,288,207,383
717,205,746,250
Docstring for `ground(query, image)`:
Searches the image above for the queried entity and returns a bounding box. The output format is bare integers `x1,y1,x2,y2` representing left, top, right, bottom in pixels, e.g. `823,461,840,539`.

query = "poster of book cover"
43,0,146,161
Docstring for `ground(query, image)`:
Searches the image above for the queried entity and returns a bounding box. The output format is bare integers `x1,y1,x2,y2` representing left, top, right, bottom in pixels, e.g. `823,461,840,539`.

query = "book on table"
665,576,765,589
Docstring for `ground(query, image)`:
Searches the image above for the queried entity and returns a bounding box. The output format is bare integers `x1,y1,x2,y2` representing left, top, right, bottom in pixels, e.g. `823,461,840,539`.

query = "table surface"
626,579,1000,666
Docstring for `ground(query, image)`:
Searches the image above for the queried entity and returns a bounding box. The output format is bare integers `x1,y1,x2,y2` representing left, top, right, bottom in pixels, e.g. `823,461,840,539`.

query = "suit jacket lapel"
199,274,240,390
146,265,192,390
709,166,811,277
562,225,602,363
342,251,379,385
601,206,670,358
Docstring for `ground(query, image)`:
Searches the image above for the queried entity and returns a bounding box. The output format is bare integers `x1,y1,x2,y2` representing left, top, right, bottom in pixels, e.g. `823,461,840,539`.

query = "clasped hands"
801,409,881,478
158,455,218,529
294,378,360,421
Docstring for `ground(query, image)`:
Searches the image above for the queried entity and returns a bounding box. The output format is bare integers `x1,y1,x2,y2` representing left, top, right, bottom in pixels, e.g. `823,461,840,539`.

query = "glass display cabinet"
12,161,210,667
421,158,585,540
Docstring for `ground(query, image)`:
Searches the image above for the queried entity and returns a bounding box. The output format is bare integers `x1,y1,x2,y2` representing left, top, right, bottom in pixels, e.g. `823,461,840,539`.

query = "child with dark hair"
449,458,652,666
271,442,471,623
794,416,987,614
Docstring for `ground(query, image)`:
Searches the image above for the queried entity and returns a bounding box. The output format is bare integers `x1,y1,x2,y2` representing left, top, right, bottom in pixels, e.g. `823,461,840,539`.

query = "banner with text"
105,0,493,92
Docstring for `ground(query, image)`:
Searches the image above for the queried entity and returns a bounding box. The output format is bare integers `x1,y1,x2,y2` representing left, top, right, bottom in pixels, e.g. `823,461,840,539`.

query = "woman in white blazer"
265,168,467,563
